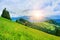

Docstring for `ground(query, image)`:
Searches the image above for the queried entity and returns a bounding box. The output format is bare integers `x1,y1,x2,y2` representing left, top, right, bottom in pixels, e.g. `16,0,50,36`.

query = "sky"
0,0,60,18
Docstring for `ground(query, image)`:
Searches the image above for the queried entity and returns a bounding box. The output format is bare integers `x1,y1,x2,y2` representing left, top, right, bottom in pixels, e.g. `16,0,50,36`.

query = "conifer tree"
1,8,11,20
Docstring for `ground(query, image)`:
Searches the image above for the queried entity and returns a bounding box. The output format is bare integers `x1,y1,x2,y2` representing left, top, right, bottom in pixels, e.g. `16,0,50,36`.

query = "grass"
0,17,60,40
33,22,60,31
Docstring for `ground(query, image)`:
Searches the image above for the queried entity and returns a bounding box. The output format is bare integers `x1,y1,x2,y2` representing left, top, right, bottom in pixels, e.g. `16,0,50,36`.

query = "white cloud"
0,0,60,17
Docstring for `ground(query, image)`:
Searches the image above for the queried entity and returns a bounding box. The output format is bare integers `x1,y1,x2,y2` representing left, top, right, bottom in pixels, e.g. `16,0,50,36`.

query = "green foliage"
16,18,30,26
0,17,60,40
16,18,60,36
34,21,60,36
16,18,56,35
45,19,60,36
1,8,11,20
45,19,57,25
55,26,60,36
34,22,56,34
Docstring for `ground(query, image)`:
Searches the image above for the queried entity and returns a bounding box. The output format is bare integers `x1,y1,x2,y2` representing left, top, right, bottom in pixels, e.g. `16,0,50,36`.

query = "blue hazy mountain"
12,15,60,23
49,15,60,19
48,15,60,23
11,16,30,21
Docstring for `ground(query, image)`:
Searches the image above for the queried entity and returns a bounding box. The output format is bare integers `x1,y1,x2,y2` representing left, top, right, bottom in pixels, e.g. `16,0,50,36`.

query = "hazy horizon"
0,0,60,19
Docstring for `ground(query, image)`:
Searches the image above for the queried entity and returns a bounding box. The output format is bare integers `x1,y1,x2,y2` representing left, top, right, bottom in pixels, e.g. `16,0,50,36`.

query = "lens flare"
30,10,45,22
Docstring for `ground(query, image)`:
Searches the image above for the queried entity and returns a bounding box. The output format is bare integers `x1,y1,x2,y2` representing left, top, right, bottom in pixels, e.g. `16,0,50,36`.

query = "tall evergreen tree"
1,8,11,20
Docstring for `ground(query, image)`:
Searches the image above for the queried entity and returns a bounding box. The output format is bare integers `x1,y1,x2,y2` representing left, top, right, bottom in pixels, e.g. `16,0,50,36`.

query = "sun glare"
30,10,45,22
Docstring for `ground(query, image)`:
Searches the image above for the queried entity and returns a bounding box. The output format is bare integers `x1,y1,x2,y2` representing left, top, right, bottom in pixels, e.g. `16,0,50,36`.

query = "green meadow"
0,17,60,40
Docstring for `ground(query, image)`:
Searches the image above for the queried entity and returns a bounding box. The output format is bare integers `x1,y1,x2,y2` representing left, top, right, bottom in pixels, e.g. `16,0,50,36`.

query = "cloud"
0,0,60,17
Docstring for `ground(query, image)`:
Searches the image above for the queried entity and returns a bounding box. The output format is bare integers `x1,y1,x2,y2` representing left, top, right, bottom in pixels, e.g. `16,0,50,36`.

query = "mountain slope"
0,17,60,40
34,22,56,31
33,21,60,35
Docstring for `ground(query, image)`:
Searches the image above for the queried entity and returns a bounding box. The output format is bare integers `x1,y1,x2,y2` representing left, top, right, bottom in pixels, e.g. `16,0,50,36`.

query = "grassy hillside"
33,22,60,35
0,17,60,40
33,22,56,31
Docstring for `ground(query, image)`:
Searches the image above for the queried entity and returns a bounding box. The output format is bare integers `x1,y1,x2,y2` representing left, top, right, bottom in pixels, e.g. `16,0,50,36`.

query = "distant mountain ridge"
11,15,60,23
11,16,30,21
47,15,60,23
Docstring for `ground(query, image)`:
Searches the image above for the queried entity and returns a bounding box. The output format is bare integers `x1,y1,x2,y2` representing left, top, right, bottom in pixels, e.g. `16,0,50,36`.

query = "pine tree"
1,8,11,20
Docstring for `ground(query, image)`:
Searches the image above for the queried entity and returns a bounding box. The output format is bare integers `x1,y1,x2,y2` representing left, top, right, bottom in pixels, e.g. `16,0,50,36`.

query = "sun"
30,10,44,21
